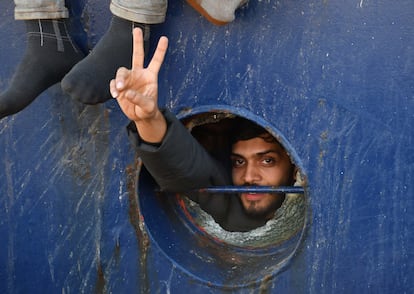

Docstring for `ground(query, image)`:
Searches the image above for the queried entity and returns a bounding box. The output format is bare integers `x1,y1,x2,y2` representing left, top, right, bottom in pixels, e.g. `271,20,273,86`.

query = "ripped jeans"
14,0,167,23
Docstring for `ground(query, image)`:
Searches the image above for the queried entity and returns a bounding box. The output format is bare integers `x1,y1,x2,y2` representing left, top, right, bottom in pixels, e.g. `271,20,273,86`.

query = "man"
111,28,297,232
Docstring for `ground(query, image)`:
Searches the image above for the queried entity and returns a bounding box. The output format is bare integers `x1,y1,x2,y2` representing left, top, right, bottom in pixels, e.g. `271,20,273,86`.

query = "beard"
241,194,285,220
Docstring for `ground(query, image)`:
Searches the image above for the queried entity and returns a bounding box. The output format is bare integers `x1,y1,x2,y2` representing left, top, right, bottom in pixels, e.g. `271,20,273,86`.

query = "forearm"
129,109,231,192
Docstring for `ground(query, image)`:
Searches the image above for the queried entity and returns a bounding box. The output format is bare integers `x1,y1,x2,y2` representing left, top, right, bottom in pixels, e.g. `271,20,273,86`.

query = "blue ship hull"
0,0,413,292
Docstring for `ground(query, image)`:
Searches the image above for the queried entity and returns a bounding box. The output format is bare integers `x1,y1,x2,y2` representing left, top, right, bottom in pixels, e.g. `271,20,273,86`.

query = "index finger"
148,36,169,74
132,27,145,70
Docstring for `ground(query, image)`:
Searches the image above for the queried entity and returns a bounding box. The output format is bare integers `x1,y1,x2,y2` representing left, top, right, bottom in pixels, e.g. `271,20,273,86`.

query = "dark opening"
178,111,307,247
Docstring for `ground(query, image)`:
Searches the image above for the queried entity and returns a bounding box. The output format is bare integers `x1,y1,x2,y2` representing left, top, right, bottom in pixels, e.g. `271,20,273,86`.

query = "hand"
110,28,168,123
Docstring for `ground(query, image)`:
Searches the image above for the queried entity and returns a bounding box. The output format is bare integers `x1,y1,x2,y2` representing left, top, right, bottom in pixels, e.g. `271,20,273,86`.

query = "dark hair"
230,117,278,146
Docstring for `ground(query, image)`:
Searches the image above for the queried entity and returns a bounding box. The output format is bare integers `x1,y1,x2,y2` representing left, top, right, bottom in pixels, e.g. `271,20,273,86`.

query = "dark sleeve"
127,109,231,193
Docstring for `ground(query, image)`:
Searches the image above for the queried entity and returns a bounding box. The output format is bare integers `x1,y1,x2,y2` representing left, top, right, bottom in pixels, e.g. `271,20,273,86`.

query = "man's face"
231,136,295,220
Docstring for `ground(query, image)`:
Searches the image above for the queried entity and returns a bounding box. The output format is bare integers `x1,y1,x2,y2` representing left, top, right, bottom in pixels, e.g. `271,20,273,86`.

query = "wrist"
134,110,167,143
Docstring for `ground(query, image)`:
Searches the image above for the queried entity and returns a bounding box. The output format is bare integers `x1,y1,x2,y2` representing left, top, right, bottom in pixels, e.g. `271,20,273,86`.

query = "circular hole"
138,107,308,288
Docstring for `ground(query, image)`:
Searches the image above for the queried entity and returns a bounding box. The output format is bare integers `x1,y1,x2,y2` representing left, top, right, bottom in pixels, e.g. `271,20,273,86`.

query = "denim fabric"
110,0,167,23
14,0,68,19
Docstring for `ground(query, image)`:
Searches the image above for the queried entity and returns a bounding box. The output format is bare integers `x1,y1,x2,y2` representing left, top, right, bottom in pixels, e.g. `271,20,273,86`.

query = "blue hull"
0,0,413,292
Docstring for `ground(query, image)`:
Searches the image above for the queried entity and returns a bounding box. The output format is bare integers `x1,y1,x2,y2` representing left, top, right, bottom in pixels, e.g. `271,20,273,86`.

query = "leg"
61,0,167,105
0,1,84,120
14,0,69,20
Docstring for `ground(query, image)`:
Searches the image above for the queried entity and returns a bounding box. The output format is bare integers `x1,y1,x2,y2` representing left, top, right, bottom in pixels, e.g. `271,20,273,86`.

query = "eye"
262,157,276,166
231,158,245,168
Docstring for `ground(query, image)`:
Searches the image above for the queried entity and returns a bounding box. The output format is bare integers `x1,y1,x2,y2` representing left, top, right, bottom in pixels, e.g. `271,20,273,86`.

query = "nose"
242,163,261,184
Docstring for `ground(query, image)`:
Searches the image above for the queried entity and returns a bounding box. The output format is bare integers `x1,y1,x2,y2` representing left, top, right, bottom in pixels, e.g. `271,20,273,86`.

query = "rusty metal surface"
0,0,413,293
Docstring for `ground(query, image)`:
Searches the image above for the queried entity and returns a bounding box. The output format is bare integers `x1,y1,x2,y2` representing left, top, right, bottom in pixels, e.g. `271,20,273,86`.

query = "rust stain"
258,274,272,293
126,155,150,293
94,261,105,294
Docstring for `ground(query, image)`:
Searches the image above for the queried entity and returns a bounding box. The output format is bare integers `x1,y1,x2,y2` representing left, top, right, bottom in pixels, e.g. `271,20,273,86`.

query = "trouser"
14,0,167,24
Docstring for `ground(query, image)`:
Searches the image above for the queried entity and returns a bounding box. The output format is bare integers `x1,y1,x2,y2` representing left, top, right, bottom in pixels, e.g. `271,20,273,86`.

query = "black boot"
61,16,150,105
0,19,84,120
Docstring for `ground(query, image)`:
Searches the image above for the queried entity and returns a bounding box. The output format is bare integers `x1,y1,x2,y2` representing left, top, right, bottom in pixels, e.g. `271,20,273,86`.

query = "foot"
61,16,150,105
186,0,248,25
0,19,84,120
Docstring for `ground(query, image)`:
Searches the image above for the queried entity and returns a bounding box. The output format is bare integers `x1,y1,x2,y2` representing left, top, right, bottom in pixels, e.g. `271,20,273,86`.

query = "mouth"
242,193,266,202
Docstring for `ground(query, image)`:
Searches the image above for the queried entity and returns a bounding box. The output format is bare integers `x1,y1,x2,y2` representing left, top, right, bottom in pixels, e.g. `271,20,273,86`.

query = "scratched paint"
0,0,413,293
126,158,151,293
